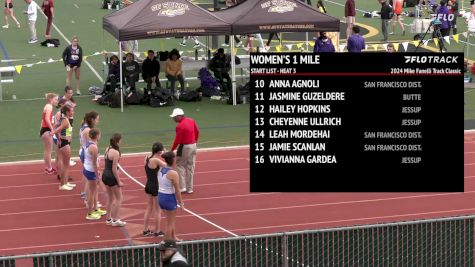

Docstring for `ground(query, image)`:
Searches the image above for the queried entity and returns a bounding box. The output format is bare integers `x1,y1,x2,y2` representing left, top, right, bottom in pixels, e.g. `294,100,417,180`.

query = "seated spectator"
142,50,161,92
313,32,335,53
165,49,185,98
209,48,231,95
122,52,140,92
106,55,120,93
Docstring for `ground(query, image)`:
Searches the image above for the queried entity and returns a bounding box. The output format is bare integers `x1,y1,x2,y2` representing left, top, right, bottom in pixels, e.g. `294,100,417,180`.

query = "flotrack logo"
404,56,459,64
150,2,189,17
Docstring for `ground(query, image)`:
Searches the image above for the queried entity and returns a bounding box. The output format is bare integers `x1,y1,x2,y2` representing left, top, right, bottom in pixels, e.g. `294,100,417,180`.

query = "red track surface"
0,146,473,257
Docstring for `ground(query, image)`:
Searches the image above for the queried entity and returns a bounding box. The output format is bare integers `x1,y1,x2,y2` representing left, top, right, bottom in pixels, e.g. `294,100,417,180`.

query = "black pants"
266,33,280,46
143,75,161,91
224,35,240,45
124,74,139,90
214,72,231,94
107,74,118,93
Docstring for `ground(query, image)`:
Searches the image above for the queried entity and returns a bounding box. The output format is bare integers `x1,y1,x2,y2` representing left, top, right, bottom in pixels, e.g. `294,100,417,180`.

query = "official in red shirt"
170,108,199,194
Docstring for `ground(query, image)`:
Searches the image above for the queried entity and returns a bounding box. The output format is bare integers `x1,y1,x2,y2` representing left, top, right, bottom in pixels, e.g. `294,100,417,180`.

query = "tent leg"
119,42,124,112
230,35,236,106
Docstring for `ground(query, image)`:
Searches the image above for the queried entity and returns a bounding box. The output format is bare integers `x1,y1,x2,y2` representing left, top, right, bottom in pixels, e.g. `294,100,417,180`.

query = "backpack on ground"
126,91,142,105
109,92,125,108
150,88,173,107
198,68,220,97
179,90,201,102
88,86,103,95
97,92,113,105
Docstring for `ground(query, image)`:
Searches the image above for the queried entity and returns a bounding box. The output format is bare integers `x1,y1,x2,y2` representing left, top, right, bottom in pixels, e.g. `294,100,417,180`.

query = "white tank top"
158,167,175,194
79,124,89,148
84,141,97,172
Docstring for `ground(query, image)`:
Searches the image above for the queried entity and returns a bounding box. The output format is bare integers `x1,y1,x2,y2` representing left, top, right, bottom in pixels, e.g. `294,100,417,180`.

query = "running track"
0,146,473,257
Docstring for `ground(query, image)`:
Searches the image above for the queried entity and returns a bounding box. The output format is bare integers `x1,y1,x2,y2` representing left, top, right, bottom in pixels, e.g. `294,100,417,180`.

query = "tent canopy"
214,0,340,35
103,0,231,41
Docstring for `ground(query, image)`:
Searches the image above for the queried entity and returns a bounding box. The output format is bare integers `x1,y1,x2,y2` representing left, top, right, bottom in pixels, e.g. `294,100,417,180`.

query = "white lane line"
118,164,239,237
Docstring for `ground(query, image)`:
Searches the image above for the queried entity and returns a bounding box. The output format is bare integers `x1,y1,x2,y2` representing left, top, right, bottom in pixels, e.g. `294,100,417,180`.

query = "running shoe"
112,219,126,227
186,190,193,194
93,208,107,216
179,42,186,47
2,25,8,29
69,160,77,166
16,22,20,28
106,218,113,225
45,168,57,175
66,182,76,188
221,43,229,47
180,188,186,193
154,231,165,237
143,229,153,236
28,39,38,44
59,184,74,191
80,192,86,199
86,213,101,220
193,43,200,49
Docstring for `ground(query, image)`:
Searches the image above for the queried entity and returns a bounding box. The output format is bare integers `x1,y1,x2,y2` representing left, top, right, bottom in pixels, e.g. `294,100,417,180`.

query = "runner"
102,133,126,226
158,151,184,241
144,142,166,237
40,93,58,175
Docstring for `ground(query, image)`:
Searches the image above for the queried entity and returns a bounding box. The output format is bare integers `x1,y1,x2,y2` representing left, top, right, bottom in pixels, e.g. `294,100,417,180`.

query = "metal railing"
0,215,473,267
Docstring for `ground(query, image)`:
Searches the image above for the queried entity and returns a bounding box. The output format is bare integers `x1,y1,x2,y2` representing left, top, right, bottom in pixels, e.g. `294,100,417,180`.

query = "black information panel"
250,53,463,192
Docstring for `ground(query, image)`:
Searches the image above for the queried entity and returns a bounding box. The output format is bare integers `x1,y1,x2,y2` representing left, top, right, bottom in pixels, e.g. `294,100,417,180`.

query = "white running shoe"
112,219,126,227
66,182,76,188
2,25,8,29
69,160,77,166
59,184,74,191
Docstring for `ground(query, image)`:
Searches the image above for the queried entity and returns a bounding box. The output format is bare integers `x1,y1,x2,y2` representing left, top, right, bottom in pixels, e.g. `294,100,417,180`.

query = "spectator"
142,50,161,92
158,240,190,267
265,32,280,51
344,0,355,39
379,0,392,42
209,48,231,94
41,0,53,38
386,42,395,52
313,32,335,52
390,0,405,36
448,0,458,34
436,0,450,37
62,36,83,95
222,0,242,47
347,25,365,52
106,55,120,93
59,86,77,168
316,0,326,13
122,52,140,92
23,0,38,43
179,36,200,49
165,49,185,98
2,0,21,28
170,108,199,194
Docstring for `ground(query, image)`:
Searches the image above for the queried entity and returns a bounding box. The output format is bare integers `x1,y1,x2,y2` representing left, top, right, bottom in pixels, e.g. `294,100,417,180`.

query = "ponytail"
110,133,122,156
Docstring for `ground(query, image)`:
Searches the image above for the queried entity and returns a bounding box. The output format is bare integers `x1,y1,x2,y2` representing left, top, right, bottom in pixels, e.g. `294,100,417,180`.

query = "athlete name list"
249,53,462,192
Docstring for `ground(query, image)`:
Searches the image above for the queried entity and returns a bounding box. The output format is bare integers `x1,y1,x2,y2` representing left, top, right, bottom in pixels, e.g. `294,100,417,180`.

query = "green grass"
0,0,470,161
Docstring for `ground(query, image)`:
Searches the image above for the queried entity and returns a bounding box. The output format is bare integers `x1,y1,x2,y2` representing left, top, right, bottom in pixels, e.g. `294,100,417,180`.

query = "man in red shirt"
170,108,199,194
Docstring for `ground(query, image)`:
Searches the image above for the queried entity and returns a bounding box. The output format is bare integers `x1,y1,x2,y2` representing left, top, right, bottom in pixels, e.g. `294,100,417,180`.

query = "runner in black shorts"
51,105,76,191
143,142,166,237
2,0,20,29
102,133,126,227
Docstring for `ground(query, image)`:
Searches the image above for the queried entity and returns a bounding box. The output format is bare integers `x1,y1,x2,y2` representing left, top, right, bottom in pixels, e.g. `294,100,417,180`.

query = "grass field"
0,0,470,161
